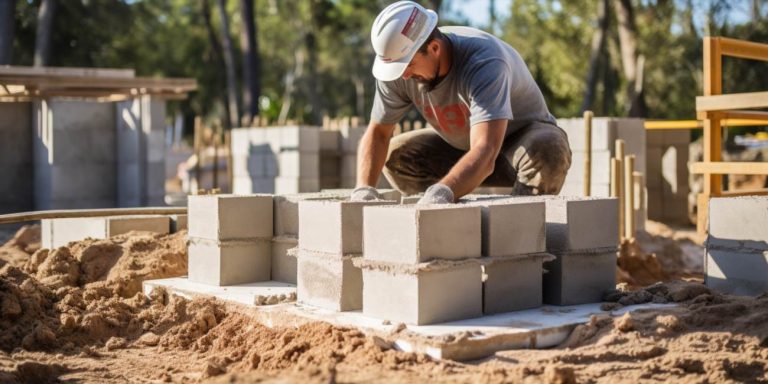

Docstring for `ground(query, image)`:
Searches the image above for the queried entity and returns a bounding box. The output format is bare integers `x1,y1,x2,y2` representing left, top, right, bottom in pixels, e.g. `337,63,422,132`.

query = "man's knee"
508,125,572,194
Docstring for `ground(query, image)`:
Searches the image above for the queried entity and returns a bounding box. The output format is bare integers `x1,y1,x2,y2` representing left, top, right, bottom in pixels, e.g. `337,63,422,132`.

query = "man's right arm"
356,121,396,188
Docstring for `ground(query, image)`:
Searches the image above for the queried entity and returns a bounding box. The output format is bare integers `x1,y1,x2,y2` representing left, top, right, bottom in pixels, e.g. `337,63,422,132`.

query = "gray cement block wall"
646,130,690,224
34,99,117,210
557,118,646,231
0,102,33,214
41,215,170,249
706,197,768,296
362,264,482,325
363,205,482,264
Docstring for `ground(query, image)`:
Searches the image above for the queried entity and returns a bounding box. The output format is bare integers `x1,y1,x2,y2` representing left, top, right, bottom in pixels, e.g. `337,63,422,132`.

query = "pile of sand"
0,225,40,269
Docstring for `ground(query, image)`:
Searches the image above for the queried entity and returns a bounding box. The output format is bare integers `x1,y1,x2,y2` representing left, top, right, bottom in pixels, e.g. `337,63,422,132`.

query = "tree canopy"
3,0,766,134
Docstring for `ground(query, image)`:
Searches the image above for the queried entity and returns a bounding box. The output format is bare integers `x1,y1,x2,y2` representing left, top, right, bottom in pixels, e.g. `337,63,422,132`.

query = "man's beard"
416,59,442,93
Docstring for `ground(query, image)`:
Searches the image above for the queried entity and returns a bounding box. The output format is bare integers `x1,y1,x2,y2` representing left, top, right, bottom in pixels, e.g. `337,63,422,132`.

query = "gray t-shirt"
371,26,556,151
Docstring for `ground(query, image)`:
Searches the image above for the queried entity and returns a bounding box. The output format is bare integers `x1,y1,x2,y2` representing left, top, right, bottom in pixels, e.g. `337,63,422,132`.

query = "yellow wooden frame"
689,37,768,233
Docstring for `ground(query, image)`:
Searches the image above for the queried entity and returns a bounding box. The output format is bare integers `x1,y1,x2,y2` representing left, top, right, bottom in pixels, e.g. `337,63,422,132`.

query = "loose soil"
1,222,766,383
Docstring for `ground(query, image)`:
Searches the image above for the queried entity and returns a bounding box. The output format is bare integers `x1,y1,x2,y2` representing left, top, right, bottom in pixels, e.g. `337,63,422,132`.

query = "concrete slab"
144,277,296,306
143,276,672,361
298,200,396,254
188,238,271,286
362,263,483,325
296,250,362,311
543,249,618,305
363,205,483,264
188,194,273,241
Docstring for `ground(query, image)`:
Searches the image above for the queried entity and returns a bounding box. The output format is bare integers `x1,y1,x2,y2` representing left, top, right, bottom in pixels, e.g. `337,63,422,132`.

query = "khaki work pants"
382,121,572,196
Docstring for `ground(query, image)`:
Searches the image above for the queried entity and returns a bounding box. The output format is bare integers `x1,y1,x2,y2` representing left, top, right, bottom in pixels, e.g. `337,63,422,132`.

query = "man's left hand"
417,183,455,204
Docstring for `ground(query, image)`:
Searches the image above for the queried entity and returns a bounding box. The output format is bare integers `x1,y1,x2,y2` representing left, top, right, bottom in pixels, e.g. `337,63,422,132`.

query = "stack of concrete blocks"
296,199,395,311
115,96,167,207
32,99,116,209
541,196,619,305
360,205,484,325
706,197,768,296
187,194,273,286
270,189,401,285
231,127,280,194
41,215,171,249
339,125,366,188
646,130,690,224
557,118,646,230
461,197,552,314
231,126,344,194
0,102,33,214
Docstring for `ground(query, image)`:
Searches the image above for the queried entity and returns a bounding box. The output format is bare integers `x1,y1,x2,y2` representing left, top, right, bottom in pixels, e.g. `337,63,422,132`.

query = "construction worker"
351,1,571,204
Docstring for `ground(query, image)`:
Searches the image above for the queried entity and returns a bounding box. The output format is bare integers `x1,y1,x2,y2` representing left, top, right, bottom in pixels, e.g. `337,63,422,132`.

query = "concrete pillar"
33,99,116,210
0,102,33,213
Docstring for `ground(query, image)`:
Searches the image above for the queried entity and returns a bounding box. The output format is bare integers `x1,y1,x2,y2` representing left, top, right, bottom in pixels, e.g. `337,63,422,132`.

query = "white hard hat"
370,1,438,81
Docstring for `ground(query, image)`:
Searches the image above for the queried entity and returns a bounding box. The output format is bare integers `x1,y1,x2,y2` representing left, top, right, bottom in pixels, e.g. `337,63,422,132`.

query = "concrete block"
564,150,612,184
272,191,354,237
543,196,619,252
232,176,275,194
320,154,341,178
709,197,768,249
319,130,340,151
41,215,170,249
188,238,271,286
280,126,321,152
558,182,611,197
170,214,187,232
188,194,273,241
461,198,546,256
299,200,396,254
278,151,319,178
362,264,482,325
340,125,365,153
272,237,298,284
706,249,768,296
483,256,546,314
543,250,617,305
557,118,614,151
363,205,482,264
275,177,320,194
340,154,357,180
297,251,362,311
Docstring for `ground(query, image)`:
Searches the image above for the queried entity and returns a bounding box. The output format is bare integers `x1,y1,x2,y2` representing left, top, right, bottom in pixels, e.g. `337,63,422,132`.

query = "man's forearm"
439,147,497,199
356,123,394,187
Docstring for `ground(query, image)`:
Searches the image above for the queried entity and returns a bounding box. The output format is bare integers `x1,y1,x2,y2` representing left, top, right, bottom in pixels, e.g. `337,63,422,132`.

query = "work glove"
350,186,383,201
417,183,454,205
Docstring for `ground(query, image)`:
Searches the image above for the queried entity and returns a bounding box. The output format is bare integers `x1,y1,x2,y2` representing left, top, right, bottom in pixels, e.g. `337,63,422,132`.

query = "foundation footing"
143,277,673,361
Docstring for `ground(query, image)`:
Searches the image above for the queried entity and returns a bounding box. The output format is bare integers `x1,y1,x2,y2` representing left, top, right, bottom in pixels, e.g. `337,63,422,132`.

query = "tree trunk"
277,47,304,125
580,0,610,113
34,0,56,67
0,0,15,65
216,0,241,127
202,0,232,128
240,0,260,125
613,0,646,117
304,0,322,125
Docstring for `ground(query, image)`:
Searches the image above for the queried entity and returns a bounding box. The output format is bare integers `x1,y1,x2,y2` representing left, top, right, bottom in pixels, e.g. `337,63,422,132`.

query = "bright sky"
444,0,756,32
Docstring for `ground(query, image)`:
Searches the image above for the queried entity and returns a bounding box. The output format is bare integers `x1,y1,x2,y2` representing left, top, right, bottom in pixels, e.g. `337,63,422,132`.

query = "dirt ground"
1,222,767,383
